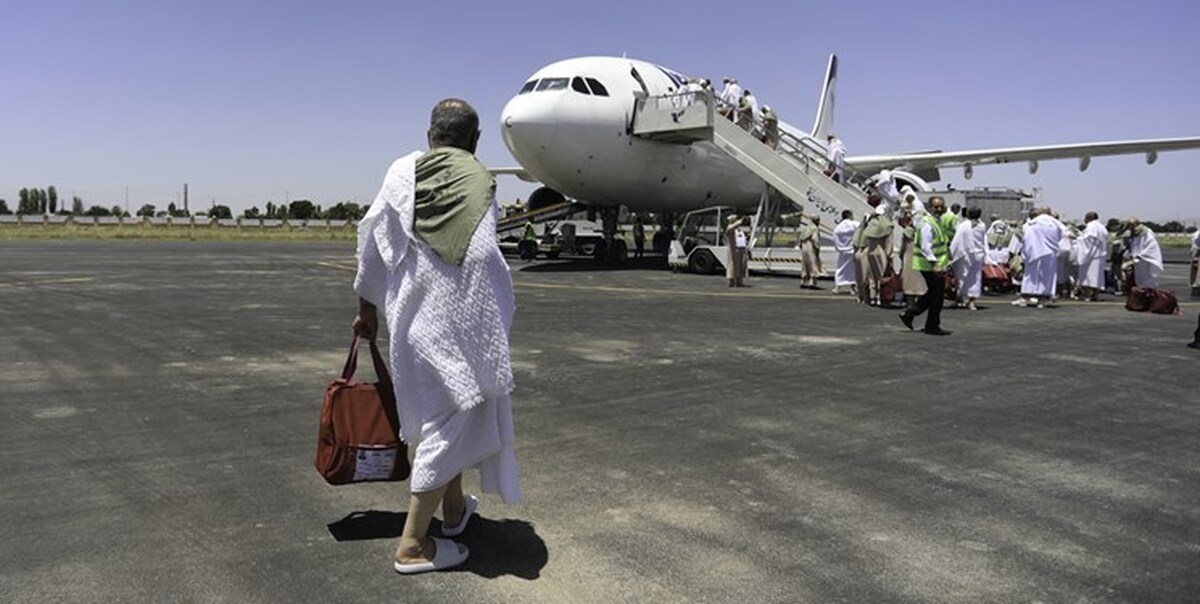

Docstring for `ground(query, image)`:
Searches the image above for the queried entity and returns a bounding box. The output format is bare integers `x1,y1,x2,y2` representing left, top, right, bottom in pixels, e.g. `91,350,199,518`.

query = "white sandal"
393,537,469,575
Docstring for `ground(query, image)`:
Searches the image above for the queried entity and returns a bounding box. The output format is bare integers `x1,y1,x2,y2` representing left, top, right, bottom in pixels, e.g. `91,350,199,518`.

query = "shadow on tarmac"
327,511,548,580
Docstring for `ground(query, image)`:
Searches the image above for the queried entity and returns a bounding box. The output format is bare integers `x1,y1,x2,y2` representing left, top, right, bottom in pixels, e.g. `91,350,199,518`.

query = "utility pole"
124,187,129,215
184,183,189,214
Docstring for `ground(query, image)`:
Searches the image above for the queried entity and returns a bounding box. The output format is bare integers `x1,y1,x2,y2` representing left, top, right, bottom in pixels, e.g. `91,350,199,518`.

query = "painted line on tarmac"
0,277,95,289
317,261,356,272
515,281,853,300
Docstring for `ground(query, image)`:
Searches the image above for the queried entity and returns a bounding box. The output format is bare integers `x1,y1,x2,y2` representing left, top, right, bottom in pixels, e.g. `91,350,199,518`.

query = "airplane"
497,55,1200,259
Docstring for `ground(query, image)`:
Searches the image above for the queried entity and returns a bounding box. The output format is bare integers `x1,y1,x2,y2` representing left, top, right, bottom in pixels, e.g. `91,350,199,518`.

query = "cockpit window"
535,77,569,91
518,80,537,94
571,77,590,94
585,77,609,97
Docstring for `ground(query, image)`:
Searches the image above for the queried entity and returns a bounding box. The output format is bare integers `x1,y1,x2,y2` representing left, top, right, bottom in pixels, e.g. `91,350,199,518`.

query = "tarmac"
1,239,1198,603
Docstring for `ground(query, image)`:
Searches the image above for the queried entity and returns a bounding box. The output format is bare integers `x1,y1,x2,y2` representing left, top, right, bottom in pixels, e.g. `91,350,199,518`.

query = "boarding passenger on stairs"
725,213,750,287
759,105,779,149
1124,218,1164,289
832,210,859,295
1013,207,1065,308
825,134,847,183
898,196,952,335
353,98,521,575
950,206,986,310
1074,212,1109,302
736,91,754,131
719,77,742,119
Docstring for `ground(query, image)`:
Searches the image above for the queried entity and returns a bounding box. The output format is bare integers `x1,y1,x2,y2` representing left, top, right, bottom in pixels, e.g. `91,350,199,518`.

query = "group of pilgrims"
668,76,783,150
824,172,1170,310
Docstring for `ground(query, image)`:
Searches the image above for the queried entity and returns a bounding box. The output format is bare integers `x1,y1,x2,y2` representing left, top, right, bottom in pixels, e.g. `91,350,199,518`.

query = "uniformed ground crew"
899,196,952,335
632,216,646,259
520,221,537,261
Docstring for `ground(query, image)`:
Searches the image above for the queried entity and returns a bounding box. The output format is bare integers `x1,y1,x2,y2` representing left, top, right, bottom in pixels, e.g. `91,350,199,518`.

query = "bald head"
428,98,480,152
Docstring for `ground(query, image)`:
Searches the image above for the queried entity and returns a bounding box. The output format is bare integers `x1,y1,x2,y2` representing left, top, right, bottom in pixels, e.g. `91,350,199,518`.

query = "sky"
3,0,1198,222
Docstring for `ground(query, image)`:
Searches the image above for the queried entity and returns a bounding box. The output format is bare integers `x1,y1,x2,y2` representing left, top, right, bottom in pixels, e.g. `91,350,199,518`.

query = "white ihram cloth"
950,219,986,298
1075,219,1109,289
354,151,521,503
1020,215,1063,298
827,138,847,180
832,218,860,287
1129,227,1164,288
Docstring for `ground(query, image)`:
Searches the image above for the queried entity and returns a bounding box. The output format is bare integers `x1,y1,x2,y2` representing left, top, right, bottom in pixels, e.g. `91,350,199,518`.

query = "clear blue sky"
3,0,1198,222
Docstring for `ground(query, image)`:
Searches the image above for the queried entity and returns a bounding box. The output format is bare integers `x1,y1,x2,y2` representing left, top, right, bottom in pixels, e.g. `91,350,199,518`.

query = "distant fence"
0,215,359,229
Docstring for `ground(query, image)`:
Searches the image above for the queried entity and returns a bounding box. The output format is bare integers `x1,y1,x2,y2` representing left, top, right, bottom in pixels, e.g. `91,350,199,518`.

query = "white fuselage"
500,57,767,212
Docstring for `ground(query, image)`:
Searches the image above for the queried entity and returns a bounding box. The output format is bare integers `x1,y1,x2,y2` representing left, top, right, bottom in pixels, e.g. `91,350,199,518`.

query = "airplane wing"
845,136,1200,180
488,166,537,182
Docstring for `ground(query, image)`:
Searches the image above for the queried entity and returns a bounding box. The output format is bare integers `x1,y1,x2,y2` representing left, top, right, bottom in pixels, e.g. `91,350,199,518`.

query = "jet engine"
525,186,567,212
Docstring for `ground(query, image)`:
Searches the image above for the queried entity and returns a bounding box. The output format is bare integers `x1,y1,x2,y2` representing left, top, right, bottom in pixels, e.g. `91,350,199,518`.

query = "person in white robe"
826,134,847,182
718,77,742,119
1015,208,1064,307
1074,212,1109,301
1191,228,1200,293
1125,218,1164,289
832,210,859,294
985,218,1013,265
950,206,987,309
354,99,520,574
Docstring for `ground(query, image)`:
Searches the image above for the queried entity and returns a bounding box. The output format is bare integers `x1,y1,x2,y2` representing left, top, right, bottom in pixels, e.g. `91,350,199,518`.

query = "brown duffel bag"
1125,286,1151,312
880,274,905,305
1147,289,1181,315
314,336,411,485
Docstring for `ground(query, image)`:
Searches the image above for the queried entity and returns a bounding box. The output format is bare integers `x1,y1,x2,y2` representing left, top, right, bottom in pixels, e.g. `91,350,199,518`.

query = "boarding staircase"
631,91,874,235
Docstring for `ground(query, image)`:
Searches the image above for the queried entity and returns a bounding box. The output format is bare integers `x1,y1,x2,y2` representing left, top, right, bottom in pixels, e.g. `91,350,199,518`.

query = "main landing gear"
591,206,627,264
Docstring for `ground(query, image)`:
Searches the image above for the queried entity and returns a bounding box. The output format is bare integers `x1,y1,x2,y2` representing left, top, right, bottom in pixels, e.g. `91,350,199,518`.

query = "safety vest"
912,214,950,272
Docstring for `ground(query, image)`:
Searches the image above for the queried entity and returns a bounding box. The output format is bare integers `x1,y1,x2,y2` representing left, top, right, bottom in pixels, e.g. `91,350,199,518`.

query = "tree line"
1,187,367,222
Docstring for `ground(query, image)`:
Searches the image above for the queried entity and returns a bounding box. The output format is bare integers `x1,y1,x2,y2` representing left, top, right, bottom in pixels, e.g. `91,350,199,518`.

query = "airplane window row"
518,77,609,97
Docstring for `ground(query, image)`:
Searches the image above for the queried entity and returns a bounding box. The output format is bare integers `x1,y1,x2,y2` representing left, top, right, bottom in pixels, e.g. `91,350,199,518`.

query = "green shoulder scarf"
413,146,497,266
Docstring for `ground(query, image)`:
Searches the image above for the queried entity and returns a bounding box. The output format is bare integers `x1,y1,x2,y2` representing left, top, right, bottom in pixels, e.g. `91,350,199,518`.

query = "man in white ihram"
950,206,986,310
825,134,847,182
353,98,521,575
1074,211,1109,301
1125,218,1164,289
1014,208,1065,308
832,209,859,295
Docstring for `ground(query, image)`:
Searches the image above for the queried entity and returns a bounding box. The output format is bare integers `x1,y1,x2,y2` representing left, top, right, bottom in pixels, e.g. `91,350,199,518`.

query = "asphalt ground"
1,240,1198,603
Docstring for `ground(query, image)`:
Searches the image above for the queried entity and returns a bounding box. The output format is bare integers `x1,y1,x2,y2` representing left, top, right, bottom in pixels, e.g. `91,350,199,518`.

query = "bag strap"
340,335,400,424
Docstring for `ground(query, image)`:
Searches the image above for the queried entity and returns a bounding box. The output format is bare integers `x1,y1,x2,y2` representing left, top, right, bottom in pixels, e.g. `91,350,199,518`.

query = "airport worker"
941,202,961,234
719,77,742,119
725,213,750,287
632,215,646,259
520,220,538,261
859,199,895,306
898,196,952,335
826,135,847,183
759,105,779,149
353,98,521,575
1073,212,1108,301
795,212,821,289
832,210,860,295
1125,218,1164,289
1013,207,1064,307
950,206,986,310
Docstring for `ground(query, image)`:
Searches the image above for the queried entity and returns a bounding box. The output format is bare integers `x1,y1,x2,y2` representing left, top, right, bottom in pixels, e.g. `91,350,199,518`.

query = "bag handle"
340,334,399,418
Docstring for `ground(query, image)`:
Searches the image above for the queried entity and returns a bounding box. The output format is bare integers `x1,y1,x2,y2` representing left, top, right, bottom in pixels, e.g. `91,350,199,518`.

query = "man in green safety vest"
898,196,952,336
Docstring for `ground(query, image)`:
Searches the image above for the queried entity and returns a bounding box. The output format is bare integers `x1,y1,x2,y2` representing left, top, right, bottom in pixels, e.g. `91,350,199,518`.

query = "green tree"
47,186,58,214
0,199,10,214
209,205,232,219
72,196,84,215
84,205,111,217
111,205,124,217
287,199,317,220
136,204,156,217
1162,220,1184,233
242,206,261,219
326,201,365,220
18,188,30,214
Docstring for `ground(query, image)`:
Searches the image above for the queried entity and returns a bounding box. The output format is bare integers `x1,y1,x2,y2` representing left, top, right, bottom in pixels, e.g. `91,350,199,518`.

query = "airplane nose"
500,95,559,162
